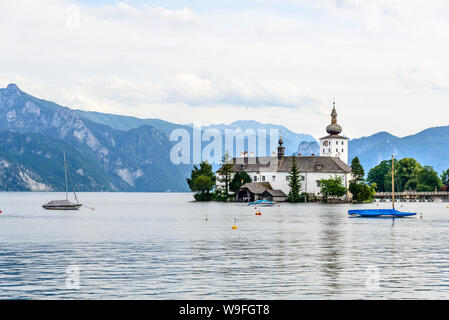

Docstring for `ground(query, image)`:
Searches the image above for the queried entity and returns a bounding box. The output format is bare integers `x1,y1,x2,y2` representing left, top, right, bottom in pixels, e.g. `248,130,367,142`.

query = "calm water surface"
1,192,449,299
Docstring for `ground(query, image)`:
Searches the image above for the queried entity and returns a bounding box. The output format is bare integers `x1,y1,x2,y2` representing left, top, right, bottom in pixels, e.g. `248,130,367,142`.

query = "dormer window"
316,164,323,170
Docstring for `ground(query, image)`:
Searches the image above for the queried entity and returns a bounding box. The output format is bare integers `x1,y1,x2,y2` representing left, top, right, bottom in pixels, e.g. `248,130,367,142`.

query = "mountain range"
1,83,448,191
349,129,449,175
0,84,191,192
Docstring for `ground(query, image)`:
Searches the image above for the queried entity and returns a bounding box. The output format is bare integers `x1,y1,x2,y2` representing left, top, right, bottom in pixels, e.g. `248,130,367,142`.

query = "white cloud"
95,3,200,24
2,0,449,139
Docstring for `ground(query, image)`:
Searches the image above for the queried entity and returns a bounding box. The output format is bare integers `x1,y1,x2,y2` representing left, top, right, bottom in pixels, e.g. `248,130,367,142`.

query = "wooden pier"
374,191,449,202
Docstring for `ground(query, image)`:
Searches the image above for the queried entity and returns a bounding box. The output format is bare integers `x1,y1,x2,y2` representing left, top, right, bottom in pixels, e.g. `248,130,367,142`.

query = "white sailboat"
42,151,82,210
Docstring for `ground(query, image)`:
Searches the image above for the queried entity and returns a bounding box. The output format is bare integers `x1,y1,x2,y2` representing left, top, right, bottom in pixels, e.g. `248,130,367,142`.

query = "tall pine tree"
287,159,302,202
350,157,365,183
215,151,233,201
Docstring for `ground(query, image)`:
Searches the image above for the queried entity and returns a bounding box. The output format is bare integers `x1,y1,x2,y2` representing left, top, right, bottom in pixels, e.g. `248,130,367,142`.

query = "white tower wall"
319,136,348,164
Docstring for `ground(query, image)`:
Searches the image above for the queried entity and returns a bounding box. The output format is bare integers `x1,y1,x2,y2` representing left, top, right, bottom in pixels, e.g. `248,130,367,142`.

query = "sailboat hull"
348,209,416,217
42,204,82,210
42,200,82,210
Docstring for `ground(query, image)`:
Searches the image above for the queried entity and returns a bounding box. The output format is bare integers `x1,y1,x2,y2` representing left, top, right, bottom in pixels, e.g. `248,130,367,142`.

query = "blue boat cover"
348,209,416,217
248,199,276,206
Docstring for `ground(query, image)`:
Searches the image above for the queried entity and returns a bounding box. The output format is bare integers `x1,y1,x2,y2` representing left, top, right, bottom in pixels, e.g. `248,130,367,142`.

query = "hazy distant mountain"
75,109,191,135
77,110,317,156
0,84,190,191
203,120,316,157
295,141,320,156
348,129,449,174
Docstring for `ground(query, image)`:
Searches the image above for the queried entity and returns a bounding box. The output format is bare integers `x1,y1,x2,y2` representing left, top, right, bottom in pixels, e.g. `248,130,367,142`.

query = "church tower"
319,101,349,164
277,136,285,160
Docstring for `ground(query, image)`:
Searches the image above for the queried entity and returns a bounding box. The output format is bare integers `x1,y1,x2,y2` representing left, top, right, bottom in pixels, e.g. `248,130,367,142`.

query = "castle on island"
217,103,352,202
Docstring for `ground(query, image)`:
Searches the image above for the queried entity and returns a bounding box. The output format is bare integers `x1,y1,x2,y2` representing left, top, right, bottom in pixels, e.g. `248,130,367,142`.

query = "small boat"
248,199,276,206
348,155,416,218
43,152,82,210
348,209,416,217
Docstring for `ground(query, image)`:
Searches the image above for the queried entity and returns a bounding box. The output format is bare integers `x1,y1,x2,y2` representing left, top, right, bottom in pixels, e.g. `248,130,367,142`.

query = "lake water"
1,192,449,299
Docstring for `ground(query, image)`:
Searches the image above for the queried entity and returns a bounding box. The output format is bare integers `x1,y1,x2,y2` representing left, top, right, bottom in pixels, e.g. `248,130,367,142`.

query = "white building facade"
217,103,352,200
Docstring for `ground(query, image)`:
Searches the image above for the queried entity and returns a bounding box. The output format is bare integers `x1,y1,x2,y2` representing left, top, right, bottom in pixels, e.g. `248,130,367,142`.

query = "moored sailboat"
348,155,416,218
42,152,82,210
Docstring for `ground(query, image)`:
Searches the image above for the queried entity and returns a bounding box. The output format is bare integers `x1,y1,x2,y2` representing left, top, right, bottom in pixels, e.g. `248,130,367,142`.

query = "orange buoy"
255,211,262,216
232,218,238,229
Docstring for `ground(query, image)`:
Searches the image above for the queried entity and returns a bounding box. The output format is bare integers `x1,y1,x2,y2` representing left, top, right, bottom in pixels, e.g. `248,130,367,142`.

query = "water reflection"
319,210,343,292
1,192,449,299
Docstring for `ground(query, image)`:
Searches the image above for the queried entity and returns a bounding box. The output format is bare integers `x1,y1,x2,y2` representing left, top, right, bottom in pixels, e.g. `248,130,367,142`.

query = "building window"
323,149,325,153
272,176,276,181
254,176,257,181
316,165,322,170
342,141,344,145
262,176,265,182
286,176,289,181
336,141,338,145
342,149,344,152
317,180,321,187
300,176,305,181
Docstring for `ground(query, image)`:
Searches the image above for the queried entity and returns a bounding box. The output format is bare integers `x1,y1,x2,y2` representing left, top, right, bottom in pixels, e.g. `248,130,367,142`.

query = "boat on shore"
348,155,416,218
42,152,82,210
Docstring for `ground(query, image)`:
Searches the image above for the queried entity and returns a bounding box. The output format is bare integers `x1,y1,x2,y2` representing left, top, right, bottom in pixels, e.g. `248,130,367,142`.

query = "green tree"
229,171,252,193
214,151,233,201
186,161,215,201
349,182,376,203
192,175,215,201
396,158,422,191
287,159,302,202
417,166,441,191
350,157,365,183
367,160,396,192
441,169,449,187
349,157,375,203
320,175,347,202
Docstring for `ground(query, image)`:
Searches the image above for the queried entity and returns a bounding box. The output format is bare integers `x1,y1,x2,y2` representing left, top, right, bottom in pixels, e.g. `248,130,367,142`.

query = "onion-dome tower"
326,102,342,135
277,136,285,160
319,101,349,164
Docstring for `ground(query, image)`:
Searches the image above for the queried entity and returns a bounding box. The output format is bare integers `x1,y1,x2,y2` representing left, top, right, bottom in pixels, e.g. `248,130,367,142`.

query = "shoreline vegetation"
187,155,449,204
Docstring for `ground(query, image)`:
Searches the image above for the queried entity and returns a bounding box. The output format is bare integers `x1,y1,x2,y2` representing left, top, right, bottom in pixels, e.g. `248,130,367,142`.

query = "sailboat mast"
392,154,395,209
64,151,68,201
66,157,79,204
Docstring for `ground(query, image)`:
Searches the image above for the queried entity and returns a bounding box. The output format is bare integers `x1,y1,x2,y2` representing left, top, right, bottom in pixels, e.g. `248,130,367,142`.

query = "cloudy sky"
1,0,449,139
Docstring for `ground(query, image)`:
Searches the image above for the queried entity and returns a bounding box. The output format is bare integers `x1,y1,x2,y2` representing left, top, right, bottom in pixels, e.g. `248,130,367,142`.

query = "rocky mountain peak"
5,83,21,95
